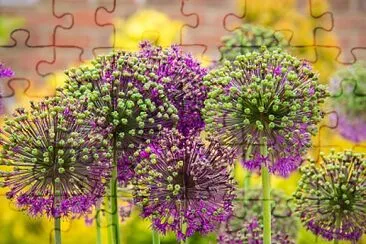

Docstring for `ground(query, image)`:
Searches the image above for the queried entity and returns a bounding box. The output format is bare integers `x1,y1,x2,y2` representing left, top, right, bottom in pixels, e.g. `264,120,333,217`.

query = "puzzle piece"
314,0,366,64
0,0,366,243
0,30,54,99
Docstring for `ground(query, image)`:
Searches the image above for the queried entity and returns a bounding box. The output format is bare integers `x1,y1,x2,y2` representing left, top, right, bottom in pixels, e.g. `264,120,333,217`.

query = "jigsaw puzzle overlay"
0,0,365,243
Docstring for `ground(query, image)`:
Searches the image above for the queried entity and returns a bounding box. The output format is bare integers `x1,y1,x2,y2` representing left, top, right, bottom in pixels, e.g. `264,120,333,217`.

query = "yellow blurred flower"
113,9,182,51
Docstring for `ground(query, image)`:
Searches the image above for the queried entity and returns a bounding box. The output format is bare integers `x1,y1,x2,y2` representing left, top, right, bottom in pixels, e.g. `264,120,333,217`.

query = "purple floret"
203,48,328,176
139,42,208,136
0,62,14,78
0,97,111,218
133,128,235,240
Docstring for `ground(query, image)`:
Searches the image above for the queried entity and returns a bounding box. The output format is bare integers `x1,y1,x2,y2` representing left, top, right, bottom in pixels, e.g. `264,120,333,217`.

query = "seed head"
294,150,366,241
203,48,328,176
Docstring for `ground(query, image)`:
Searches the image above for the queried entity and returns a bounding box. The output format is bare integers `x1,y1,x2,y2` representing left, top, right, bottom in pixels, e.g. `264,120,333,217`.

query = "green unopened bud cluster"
202,47,328,174
294,150,366,241
63,51,178,150
220,24,287,61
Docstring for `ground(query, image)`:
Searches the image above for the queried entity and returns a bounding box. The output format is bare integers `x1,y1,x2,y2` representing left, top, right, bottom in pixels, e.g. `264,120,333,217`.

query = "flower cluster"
329,62,366,142
218,189,297,243
220,24,286,61
62,50,179,184
138,42,208,135
0,97,112,217
203,47,328,176
294,150,366,241
133,129,235,240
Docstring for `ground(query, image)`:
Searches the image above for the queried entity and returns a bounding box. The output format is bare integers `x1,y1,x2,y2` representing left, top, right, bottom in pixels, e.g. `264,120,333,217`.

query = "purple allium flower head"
133,128,235,240
294,150,366,241
62,51,179,185
138,42,208,136
218,189,297,244
0,62,14,78
202,47,328,176
329,62,366,142
0,97,112,218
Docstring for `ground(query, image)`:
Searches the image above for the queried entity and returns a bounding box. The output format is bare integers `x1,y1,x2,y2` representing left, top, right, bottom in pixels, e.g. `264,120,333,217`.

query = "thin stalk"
334,214,341,244
180,238,189,244
54,174,61,244
243,171,251,193
260,138,271,244
55,217,61,244
109,135,120,244
106,197,113,244
243,145,253,192
96,207,102,244
152,230,160,244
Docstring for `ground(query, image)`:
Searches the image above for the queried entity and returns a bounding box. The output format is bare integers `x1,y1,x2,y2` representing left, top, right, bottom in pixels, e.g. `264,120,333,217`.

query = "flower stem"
180,238,189,244
334,215,341,244
152,230,160,244
243,145,252,192
260,138,271,244
54,217,61,244
243,171,251,195
109,135,120,244
96,207,102,244
106,197,113,244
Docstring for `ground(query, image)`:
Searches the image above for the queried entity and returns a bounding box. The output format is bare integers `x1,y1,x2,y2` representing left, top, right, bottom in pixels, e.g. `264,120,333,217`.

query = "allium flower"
63,51,179,184
202,48,328,176
218,189,297,244
0,97,111,217
220,24,286,61
138,42,208,136
0,62,14,78
294,150,366,241
329,62,366,142
133,129,235,240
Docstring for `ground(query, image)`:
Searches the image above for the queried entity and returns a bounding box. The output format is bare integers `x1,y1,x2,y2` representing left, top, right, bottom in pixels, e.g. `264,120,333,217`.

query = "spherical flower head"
329,62,366,142
138,42,208,136
218,188,297,244
0,97,112,218
294,150,366,241
133,128,236,240
62,51,179,184
220,24,286,61
203,47,328,176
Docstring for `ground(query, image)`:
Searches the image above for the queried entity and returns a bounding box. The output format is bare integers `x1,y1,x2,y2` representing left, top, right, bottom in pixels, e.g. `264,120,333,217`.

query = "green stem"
106,197,113,244
55,217,61,244
180,238,189,244
243,171,251,192
96,207,102,244
243,145,252,192
334,215,341,244
152,230,160,244
261,138,271,244
109,136,120,244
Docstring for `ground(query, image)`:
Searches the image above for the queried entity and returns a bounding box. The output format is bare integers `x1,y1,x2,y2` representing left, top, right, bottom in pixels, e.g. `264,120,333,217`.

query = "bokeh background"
0,0,365,243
